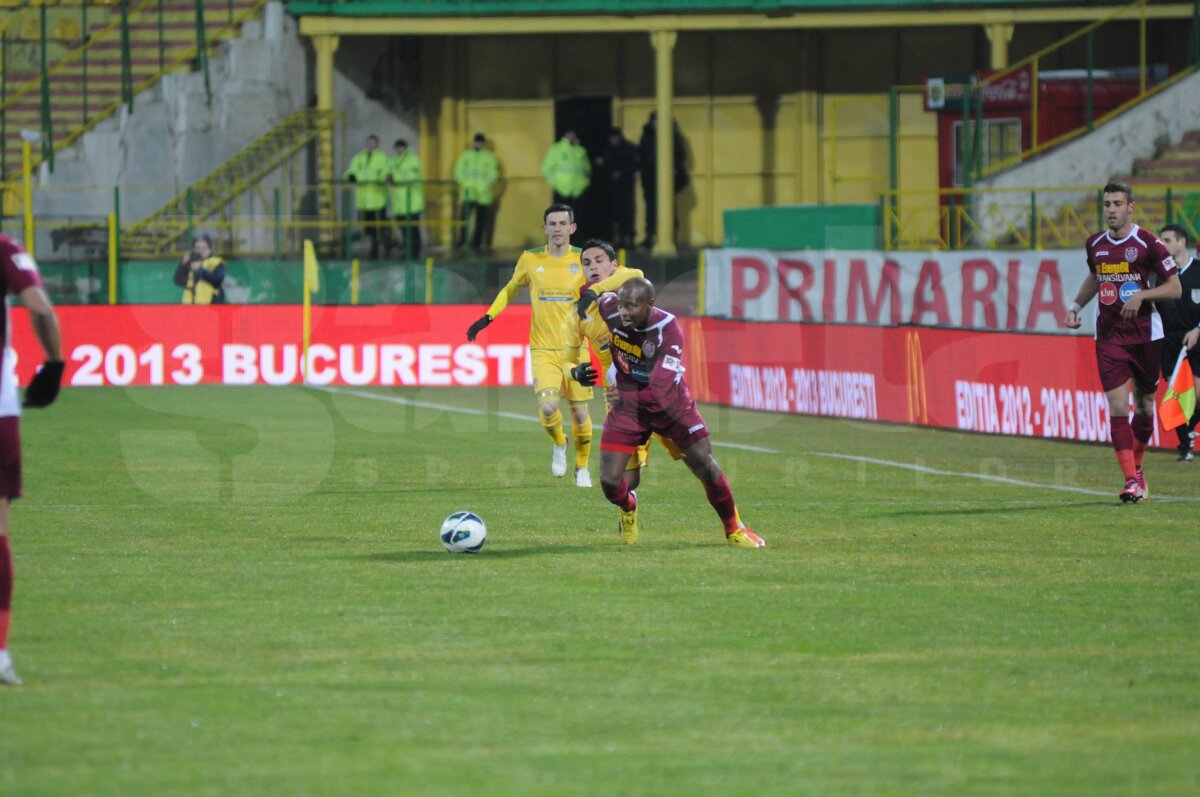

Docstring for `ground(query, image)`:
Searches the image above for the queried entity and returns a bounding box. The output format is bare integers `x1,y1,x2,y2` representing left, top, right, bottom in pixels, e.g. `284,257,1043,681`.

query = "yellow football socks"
541,408,567,446
573,417,592,468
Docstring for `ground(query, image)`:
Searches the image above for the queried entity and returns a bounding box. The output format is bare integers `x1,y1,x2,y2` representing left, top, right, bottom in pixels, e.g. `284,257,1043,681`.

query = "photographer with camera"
173,235,225,305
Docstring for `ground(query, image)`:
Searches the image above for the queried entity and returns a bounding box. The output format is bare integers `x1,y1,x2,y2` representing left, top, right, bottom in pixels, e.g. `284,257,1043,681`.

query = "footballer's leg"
1130,371,1159,501
1099,343,1139,501
600,449,638,544
538,389,569,477
680,437,765,548
0,498,18,685
534,350,569,476
567,391,593,487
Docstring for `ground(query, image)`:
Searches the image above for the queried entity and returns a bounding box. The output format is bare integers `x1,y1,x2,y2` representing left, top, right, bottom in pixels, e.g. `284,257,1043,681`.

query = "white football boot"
551,442,568,477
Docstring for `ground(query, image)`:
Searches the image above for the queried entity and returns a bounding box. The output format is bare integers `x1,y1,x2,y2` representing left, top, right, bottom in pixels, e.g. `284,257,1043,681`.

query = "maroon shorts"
0,417,21,500
1095,338,1162,393
600,400,710,455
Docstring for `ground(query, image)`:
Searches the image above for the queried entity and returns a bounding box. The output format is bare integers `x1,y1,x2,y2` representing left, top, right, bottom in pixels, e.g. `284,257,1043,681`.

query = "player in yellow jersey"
465,205,634,484
563,240,683,491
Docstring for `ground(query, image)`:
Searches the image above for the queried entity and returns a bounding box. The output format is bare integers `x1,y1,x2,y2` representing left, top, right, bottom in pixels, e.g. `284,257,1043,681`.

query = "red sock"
1131,414,1154,469
703,475,740,534
603,478,637,513
0,535,11,649
1110,416,1136,480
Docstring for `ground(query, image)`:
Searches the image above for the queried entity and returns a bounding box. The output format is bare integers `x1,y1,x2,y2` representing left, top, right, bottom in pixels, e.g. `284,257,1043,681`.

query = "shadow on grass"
360,544,600,562
877,500,1103,518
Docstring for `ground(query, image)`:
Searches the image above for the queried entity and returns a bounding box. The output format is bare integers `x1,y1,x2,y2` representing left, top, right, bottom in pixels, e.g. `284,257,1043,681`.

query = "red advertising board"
8,305,1173,447
679,318,1168,447
10,305,536,388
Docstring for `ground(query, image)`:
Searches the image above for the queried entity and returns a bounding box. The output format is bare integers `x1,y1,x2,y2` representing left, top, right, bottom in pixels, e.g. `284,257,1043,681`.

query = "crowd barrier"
9,304,1173,448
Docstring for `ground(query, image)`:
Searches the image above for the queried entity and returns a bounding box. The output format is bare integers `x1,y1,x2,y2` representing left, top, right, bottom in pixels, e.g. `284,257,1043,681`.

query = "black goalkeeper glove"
23,361,64,409
576,288,598,320
570,363,598,387
466,314,492,342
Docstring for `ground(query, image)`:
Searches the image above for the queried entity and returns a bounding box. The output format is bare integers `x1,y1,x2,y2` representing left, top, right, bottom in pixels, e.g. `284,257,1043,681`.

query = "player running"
466,205,632,485
568,277,765,548
1065,181,1181,502
563,240,676,488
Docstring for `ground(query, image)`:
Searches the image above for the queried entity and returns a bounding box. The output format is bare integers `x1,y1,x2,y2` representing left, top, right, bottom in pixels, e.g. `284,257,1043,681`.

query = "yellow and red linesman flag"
1160,348,1196,431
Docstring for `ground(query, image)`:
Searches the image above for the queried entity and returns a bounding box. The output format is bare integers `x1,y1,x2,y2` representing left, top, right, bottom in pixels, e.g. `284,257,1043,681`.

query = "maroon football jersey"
1085,224,1177,346
0,235,44,418
596,293,693,415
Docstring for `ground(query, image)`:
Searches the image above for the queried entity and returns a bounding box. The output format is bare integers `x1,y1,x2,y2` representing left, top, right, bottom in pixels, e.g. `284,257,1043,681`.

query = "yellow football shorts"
532,348,593,402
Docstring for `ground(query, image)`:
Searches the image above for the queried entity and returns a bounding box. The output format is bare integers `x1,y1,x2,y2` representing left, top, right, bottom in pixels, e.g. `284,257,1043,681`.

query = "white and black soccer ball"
440,511,488,553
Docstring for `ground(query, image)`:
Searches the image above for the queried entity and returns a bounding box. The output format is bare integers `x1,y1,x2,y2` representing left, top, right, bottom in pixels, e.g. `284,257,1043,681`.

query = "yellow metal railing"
21,179,471,262
943,0,1196,184
0,0,269,192
883,182,1200,251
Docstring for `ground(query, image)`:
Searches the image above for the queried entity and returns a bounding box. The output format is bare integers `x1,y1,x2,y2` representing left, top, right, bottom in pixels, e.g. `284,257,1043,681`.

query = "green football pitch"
2,386,1197,796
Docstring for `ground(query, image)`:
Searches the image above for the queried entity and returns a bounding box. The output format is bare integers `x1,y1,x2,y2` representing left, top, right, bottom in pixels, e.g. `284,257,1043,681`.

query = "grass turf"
1,385,1197,796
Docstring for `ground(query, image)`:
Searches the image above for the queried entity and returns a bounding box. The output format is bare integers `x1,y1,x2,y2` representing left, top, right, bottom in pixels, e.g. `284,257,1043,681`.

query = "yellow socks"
541,408,566,446
573,417,593,468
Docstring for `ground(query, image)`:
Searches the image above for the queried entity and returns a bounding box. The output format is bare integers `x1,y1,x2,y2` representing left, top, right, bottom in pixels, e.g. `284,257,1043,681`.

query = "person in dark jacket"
637,112,689,249
595,127,639,250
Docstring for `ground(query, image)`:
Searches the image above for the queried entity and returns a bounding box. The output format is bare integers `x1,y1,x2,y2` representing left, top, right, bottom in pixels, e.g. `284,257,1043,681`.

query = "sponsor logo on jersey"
1099,282,1119,305
688,423,705,434
1118,282,1140,303
642,339,656,358
1099,261,1130,274
1125,247,1139,261
536,266,545,272
612,336,642,358
1191,289,1200,304
661,355,684,374
569,263,579,275
1163,255,1177,271
1096,250,1110,256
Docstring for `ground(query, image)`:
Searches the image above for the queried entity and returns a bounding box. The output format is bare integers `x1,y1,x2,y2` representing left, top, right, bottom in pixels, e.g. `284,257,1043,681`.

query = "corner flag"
302,241,320,384
1160,348,1196,430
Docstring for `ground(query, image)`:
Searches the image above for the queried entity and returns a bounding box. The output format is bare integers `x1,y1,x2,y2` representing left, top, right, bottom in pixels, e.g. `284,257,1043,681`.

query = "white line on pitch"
312,385,781,454
315,387,1194,501
806,451,1200,502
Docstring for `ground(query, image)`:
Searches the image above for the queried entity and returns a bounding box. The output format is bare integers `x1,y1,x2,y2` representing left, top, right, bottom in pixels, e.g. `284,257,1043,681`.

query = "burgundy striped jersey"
595,292,693,415
1085,224,1177,346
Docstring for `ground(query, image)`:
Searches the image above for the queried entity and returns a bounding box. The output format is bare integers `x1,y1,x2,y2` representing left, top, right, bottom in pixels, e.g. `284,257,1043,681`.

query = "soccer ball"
440,511,488,553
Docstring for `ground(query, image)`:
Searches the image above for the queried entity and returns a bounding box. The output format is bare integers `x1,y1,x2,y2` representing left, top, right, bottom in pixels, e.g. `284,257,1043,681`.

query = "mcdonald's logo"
906,329,928,424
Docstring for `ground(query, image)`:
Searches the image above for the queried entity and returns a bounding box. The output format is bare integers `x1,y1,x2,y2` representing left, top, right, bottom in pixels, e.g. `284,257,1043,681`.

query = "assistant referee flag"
1160,348,1196,430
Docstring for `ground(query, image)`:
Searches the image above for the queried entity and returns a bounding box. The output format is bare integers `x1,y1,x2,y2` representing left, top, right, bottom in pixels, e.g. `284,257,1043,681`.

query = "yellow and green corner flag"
1160,348,1196,430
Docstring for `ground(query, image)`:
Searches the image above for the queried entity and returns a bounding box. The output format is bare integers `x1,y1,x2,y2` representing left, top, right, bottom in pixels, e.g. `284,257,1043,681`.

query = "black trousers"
359,208,391,258
458,202,492,252
394,212,422,259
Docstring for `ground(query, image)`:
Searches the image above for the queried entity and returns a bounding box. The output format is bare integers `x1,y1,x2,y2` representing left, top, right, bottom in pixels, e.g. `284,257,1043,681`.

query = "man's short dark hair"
1162,223,1190,244
1103,181,1134,202
580,239,617,261
544,203,574,223
394,139,408,149
366,134,379,144
473,132,486,143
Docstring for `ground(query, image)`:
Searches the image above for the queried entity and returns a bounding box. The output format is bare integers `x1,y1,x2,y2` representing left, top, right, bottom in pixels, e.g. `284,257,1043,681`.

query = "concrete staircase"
0,0,264,182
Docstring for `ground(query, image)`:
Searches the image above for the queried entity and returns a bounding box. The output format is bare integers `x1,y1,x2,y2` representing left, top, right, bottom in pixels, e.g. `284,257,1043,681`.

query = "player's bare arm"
19,285,64,408
1065,274,1099,329
1121,273,1182,320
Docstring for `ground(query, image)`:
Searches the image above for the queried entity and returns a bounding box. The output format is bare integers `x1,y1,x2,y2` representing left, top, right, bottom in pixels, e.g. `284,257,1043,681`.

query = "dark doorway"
554,96,612,244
